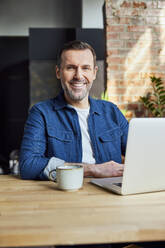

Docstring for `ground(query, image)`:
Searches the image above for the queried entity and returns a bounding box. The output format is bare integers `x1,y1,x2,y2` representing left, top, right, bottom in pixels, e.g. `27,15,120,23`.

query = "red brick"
119,65,125,71
132,31,145,39
150,65,158,71
120,79,145,86
108,72,123,79
132,96,141,102
106,33,119,40
117,104,128,110
108,87,127,95
125,40,137,48
119,32,133,39
127,103,139,110
119,17,130,24
120,1,132,8
133,2,147,9
105,0,165,109
127,25,146,32
154,73,165,79
106,49,119,56
116,8,140,17
119,80,129,87
124,72,139,80
107,79,122,87
158,65,165,71
152,26,161,33
106,57,125,64
107,64,119,70
106,17,120,25
107,40,124,48
128,87,147,95
118,49,130,56
129,16,145,25
120,95,133,102
106,25,124,32
150,49,160,55
108,96,120,103
107,17,130,25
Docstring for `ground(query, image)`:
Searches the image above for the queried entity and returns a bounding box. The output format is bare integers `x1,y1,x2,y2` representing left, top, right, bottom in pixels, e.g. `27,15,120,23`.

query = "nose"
74,67,83,80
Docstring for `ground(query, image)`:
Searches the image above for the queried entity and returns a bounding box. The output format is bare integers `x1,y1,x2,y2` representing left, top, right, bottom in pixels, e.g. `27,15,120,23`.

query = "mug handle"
49,169,57,182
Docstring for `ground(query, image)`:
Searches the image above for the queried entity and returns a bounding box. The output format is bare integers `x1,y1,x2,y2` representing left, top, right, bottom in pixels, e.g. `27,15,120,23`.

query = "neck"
65,95,89,109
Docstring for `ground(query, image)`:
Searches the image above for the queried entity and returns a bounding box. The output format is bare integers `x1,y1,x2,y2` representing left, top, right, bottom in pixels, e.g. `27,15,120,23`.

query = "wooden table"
0,175,165,247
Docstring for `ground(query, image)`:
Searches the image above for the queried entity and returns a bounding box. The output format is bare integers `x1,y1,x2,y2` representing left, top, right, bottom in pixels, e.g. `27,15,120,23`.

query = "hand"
84,161,124,178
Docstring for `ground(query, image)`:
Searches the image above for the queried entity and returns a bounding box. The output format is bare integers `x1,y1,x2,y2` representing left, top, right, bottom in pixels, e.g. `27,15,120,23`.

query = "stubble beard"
61,80,93,102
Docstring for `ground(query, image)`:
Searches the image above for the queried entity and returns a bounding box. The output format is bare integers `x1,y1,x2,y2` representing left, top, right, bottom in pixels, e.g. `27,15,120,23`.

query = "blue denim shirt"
19,91,128,180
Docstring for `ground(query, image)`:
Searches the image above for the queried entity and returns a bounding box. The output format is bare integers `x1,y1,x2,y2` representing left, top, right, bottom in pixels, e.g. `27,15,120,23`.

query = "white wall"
0,0,81,36
82,0,104,28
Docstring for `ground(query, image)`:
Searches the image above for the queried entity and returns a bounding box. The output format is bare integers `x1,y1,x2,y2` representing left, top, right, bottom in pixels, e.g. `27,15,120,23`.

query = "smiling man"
56,47,97,107
19,40,129,180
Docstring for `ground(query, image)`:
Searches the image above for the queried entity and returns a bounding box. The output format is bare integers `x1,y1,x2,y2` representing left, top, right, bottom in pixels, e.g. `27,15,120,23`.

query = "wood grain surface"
0,175,165,247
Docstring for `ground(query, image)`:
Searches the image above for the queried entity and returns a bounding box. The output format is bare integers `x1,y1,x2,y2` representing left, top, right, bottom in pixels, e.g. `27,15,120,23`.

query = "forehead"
61,49,94,66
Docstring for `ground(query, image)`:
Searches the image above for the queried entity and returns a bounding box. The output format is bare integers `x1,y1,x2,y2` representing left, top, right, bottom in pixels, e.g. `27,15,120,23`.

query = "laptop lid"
121,118,165,195
91,118,165,195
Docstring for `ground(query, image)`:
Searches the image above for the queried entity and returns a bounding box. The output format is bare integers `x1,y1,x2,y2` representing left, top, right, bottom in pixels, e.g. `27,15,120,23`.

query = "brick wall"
105,0,165,117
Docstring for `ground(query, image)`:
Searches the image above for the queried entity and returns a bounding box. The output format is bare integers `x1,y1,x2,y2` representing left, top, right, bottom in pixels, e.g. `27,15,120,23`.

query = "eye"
82,66,90,71
66,65,75,70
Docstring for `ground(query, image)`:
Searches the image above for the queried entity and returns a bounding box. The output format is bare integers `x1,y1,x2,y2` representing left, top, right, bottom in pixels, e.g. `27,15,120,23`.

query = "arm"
65,161,124,178
19,105,64,180
64,106,127,178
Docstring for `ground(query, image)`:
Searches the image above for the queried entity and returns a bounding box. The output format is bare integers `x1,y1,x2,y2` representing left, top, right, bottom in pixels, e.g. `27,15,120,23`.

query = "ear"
93,66,98,80
56,66,61,79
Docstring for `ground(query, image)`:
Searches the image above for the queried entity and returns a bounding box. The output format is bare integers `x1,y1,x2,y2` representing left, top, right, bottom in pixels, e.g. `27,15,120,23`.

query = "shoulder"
90,97,119,113
30,98,55,112
90,97,127,125
27,99,57,121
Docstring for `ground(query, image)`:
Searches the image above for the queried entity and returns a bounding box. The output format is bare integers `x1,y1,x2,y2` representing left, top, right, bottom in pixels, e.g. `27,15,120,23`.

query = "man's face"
56,49,98,105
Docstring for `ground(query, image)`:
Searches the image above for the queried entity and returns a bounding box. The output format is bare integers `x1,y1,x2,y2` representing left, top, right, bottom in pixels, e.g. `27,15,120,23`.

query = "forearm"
64,161,124,178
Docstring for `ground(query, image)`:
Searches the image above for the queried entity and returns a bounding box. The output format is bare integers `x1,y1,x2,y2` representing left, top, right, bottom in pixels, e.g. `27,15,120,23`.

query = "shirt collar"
52,91,68,110
53,90,101,115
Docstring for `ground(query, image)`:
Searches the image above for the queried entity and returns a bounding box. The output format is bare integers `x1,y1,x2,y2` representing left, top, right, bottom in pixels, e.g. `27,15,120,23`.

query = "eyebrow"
66,64,92,67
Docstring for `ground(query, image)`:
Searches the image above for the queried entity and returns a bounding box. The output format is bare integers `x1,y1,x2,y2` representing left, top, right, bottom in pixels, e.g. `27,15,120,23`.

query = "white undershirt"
68,105,96,164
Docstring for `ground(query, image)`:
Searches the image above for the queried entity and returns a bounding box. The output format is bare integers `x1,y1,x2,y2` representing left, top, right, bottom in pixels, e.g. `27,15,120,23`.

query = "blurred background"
0,0,105,165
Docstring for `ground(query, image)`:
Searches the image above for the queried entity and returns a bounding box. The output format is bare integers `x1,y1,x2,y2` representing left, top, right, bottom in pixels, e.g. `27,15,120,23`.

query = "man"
19,40,128,180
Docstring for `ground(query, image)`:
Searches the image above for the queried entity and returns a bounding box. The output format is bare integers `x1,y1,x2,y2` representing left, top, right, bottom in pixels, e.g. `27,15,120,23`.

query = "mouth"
70,80,87,90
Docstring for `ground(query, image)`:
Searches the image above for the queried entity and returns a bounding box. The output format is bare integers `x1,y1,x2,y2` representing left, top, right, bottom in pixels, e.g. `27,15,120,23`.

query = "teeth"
71,83,84,87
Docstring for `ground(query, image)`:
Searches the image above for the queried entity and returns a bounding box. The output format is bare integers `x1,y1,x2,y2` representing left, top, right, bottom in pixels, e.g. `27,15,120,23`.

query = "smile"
70,81,87,89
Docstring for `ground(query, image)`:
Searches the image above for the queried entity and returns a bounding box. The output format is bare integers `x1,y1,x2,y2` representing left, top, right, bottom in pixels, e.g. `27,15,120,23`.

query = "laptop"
91,118,165,195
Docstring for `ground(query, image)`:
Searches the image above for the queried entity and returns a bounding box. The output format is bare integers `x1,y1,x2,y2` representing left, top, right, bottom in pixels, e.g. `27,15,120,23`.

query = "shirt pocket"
47,127,73,142
99,128,122,142
98,128,122,162
47,127,73,160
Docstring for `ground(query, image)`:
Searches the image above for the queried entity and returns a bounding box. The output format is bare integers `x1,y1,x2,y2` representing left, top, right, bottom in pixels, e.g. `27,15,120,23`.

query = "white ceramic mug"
49,164,84,191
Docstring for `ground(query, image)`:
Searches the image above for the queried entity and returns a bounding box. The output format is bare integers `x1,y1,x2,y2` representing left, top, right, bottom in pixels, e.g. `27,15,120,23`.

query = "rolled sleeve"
43,157,65,180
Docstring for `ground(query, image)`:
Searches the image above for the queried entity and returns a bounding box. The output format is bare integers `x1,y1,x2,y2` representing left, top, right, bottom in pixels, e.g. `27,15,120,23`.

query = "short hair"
57,40,97,67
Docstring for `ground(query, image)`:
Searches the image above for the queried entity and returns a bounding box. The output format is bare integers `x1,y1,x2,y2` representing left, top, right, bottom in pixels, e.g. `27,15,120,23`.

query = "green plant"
101,90,109,101
140,76,165,117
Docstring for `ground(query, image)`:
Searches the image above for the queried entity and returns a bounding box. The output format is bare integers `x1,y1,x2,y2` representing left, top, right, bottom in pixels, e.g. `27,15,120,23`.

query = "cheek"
86,73,96,82
62,72,74,81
